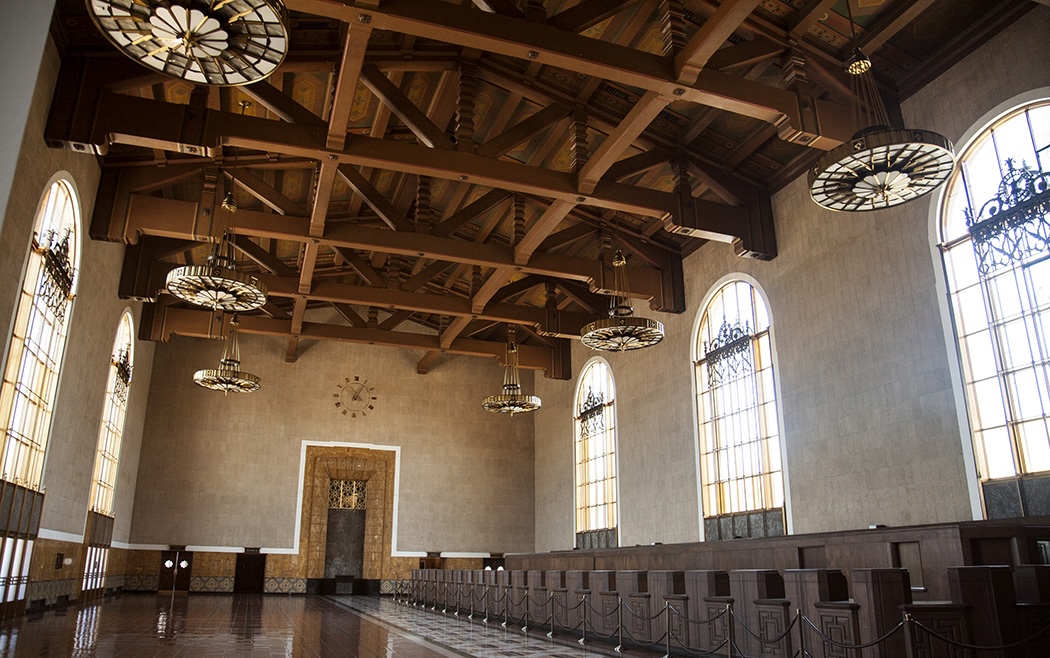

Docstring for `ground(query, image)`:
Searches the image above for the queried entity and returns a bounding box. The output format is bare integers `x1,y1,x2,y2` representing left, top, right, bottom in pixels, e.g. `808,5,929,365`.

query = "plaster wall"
534,6,1050,552
131,333,535,555
0,39,154,543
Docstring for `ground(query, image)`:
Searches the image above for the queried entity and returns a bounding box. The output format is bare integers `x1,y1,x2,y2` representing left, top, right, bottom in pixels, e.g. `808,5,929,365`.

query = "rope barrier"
911,617,1050,651
729,607,797,644
800,615,904,650
405,578,1050,658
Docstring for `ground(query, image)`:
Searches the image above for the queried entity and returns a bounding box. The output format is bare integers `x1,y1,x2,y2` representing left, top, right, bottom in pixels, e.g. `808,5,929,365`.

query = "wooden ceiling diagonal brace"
475,103,571,159
241,81,325,126
360,63,456,150
286,0,853,147
148,305,568,377
336,164,413,231
50,92,768,256
547,0,640,32
674,0,763,86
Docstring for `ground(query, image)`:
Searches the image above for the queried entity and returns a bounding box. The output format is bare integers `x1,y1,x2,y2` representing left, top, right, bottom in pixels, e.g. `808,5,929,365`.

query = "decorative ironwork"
36,230,75,324
703,320,753,386
965,159,1050,277
111,348,133,404
329,480,366,510
577,388,606,441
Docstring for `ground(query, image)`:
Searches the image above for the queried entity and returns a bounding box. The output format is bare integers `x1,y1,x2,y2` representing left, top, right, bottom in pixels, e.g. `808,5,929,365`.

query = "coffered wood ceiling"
46,0,1032,379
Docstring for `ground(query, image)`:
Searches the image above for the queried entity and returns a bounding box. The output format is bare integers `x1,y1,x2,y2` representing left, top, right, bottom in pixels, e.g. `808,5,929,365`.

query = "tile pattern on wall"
264,577,306,594
124,574,159,591
190,576,234,592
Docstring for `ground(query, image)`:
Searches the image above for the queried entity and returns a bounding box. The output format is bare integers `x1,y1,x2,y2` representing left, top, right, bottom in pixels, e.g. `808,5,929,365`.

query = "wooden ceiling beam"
122,195,679,308
379,309,414,331
706,36,784,72
858,0,937,56
331,246,384,287
537,223,598,252
360,63,456,149
286,0,853,147
231,234,296,277
475,103,571,159
578,90,671,195
327,21,372,149
790,0,838,39
401,260,453,292
675,0,763,85
336,164,413,231
242,80,325,127
149,305,564,376
59,92,761,247
547,0,640,33
602,149,671,182
229,168,309,216
514,199,577,265
332,302,368,328
431,189,512,238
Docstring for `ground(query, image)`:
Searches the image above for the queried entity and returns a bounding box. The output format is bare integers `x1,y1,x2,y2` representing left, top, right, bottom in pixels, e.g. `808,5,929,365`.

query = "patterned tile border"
25,578,77,606
124,574,159,591
263,577,307,594
190,575,234,592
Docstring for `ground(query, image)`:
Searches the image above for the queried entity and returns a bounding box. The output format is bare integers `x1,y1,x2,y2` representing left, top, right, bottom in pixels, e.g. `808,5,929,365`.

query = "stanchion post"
664,601,671,658
579,594,588,645
727,603,735,658
903,611,917,658
522,591,529,633
616,596,624,653
548,591,555,638
796,608,805,658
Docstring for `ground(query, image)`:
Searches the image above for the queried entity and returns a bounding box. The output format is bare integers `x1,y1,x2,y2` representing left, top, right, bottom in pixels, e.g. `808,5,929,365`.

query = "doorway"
234,553,266,593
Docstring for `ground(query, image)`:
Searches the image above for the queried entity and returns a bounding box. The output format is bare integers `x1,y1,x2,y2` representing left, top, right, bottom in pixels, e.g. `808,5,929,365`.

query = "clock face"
334,376,376,418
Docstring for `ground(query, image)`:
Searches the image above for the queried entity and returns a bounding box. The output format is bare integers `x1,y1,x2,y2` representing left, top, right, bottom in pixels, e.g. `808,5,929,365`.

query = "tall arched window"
0,177,80,610
574,358,618,549
694,279,784,540
89,311,134,517
0,178,80,490
938,99,1050,518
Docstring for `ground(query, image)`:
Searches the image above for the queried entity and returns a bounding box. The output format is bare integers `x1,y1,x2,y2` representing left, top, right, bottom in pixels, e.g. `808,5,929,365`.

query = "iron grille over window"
966,159,1050,276
329,480,366,510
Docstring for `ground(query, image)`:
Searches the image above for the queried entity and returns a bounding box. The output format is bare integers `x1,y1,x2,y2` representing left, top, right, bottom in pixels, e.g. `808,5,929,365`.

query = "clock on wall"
334,376,376,418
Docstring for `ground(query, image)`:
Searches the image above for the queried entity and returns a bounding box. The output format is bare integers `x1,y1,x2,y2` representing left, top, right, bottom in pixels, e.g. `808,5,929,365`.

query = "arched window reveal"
574,359,618,549
695,280,785,540
940,101,1050,517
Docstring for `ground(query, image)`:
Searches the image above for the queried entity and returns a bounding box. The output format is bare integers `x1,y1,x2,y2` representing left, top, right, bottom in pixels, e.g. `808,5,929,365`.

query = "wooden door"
234,553,266,593
158,550,193,592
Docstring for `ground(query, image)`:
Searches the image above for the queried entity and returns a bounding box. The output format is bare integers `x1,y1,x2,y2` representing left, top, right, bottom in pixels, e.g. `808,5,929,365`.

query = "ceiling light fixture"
581,249,664,351
483,331,541,415
808,4,955,212
193,315,261,394
86,0,290,86
166,100,267,312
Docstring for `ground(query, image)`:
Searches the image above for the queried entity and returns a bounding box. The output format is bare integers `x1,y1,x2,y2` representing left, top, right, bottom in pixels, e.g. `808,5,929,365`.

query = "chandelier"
86,0,290,86
193,315,261,394
808,7,955,211
581,249,664,351
482,333,541,415
165,238,267,312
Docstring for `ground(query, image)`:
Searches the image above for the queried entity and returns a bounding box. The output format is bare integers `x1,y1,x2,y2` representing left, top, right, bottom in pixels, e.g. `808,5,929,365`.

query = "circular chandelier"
166,250,268,312
86,0,290,86
580,250,664,352
193,316,261,394
483,338,540,415
808,24,955,212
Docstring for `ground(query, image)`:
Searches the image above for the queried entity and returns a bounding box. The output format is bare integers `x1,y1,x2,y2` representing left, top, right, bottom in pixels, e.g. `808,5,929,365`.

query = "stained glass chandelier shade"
808,27,955,211
580,250,664,351
966,159,1050,277
482,338,541,415
165,245,267,312
193,316,261,393
86,0,290,86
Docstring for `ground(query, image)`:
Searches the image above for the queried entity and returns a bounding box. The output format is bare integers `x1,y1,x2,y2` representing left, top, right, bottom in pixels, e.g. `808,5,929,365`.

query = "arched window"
694,279,784,540
938,99,1050,517
0,178,80,490
574,358,618,549
89,311,134,517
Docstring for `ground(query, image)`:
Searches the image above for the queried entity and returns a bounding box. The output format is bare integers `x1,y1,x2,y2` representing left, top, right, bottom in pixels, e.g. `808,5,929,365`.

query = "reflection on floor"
0,593,636,657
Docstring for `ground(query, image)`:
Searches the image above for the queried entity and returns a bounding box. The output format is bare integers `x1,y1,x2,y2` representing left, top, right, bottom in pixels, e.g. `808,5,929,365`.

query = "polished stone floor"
0,594,635,657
